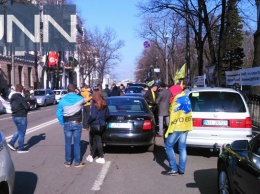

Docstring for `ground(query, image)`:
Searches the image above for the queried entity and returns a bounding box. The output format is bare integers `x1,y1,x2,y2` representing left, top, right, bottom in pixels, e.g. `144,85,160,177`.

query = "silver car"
0,131,15,194
34,89,56,106
186,87,252,151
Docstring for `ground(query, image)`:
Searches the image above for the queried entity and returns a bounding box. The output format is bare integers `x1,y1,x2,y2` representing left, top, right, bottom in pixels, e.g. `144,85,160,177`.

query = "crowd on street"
5,80,193,176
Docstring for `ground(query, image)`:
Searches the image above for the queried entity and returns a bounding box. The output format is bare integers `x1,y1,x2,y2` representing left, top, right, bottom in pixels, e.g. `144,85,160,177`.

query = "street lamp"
164,33,169,85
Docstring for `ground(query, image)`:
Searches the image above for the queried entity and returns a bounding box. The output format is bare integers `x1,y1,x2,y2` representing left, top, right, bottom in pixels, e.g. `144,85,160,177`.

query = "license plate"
202,120,228,126
109,123,132,128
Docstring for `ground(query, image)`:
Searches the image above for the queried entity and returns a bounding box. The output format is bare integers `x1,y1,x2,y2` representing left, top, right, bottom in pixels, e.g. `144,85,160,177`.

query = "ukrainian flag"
165,92,192,138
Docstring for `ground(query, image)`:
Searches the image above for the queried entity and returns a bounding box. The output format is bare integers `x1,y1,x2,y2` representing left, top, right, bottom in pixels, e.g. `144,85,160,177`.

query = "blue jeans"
64,121,82,165
10,117,28,151
165,131,188,173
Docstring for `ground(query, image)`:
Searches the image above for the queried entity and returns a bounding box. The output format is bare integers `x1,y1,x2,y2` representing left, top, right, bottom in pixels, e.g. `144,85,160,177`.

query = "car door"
46,90,52,105
233,137,260,194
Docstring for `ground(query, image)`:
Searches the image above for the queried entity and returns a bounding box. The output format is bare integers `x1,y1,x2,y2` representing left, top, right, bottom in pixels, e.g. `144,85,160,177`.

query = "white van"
186,87,252,151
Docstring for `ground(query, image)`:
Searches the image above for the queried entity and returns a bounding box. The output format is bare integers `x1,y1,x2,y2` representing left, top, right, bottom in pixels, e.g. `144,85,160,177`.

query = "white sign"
194,75,206,87
225,67,260,86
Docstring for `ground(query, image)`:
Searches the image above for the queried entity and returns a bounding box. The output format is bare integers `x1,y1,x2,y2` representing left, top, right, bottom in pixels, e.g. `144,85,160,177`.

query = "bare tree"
88,27,125,85
137,0,256,86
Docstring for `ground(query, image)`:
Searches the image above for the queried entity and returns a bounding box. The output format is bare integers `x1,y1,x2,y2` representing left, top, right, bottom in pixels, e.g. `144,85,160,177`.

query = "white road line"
5,119,58,141
91,161,111,191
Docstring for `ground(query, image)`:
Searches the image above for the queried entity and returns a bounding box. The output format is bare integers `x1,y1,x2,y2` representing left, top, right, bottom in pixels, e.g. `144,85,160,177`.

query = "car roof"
54,89,67,91
35,89,52,91
187,87,239,94
107,96,144,100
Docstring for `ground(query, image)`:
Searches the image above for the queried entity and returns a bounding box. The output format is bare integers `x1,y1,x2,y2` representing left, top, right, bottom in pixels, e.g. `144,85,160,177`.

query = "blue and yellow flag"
165,91,192,138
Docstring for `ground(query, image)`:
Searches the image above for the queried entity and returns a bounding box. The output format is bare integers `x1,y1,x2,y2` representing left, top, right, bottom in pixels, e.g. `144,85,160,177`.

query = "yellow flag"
174,64,186,83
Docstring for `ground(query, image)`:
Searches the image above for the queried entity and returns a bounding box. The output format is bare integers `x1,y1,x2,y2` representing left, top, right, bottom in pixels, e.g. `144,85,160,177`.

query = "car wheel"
53,100,57,105
147,143,155,152
147,137,156,152
218,164,231,194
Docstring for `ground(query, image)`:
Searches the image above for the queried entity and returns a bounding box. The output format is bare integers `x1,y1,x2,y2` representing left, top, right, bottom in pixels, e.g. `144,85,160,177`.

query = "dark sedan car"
217,134,260,194
103,96,156,152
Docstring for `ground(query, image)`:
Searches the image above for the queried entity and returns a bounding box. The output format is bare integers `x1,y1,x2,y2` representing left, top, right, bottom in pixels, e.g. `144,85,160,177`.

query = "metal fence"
247,94,260,128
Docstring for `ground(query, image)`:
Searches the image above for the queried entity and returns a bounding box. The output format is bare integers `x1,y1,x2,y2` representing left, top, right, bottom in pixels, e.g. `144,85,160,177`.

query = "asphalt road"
0,106,259,194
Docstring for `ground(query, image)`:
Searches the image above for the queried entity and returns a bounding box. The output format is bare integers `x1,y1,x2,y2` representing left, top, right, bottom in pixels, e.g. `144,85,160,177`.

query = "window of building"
28,67,32,87
7,64,12,85
18,66,23,85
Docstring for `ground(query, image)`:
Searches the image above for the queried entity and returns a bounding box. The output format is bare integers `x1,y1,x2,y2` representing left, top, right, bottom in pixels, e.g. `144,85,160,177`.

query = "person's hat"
147,80,155,87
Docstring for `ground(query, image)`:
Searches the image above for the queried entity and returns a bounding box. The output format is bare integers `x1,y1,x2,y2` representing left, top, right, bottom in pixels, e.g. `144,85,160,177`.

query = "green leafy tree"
222,3,245,72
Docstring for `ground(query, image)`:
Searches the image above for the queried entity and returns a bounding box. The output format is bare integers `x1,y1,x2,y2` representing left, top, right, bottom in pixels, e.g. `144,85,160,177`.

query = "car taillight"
142,120,152,130
230,117,252,128
192,118,202,126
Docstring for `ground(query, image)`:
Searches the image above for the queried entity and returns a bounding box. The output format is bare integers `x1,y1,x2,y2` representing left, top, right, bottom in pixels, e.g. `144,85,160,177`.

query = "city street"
0,105,259,194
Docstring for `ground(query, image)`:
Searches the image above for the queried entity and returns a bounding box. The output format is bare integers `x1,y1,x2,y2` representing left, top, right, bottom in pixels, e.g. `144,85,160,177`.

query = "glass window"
34,91,45,96
106,98,148,112
189,92,246,112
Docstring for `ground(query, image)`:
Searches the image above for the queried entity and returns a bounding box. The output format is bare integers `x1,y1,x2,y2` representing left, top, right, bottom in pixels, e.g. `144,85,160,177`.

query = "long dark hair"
92,88,107,110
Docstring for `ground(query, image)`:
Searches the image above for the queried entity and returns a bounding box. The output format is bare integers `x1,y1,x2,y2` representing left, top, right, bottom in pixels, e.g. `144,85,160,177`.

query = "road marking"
91,161,111,191
5,119,58,141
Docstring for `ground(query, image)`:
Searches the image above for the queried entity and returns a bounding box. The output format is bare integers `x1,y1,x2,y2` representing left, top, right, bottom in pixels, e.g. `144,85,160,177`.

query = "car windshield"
34,91,45,96
189,91,246,112
55,91,61,95
106,98,148,112
126,86,143,93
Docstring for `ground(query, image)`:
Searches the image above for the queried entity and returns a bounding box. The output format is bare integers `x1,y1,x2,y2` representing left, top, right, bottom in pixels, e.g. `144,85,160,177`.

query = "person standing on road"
104,84,111,97
8,84,30,153
156,82,172,137
144,80,158,124
162,80,192,176
86,88,110,164
56,84,87,168
109,83,121,96
81,85,92,131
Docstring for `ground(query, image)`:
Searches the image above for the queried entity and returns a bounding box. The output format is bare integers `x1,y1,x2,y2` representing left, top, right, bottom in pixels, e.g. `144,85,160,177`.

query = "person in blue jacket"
56,84,87,168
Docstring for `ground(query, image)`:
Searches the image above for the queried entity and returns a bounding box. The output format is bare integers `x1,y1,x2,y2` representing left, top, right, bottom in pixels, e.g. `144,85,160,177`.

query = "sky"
74,0,144,82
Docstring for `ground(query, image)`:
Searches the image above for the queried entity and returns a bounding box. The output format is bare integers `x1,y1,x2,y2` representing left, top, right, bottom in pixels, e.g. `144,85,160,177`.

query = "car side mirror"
230,140,249,151
46,93,49,96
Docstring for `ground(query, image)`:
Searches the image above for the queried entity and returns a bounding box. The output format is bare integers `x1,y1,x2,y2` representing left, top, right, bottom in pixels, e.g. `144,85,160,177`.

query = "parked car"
125,86,143,93
217,133,260,194
54,89,67,103
0,131,15,194
124,92,144,97
186,87,252,151
34,89,56,106
103,96,156,152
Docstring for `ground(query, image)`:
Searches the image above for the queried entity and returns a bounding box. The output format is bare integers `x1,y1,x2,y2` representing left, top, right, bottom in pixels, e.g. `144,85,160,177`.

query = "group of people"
144,79,193,176
56,84,109,167
6,80,192,176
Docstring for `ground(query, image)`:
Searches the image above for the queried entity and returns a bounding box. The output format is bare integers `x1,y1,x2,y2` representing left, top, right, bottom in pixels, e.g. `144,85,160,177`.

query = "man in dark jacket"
8,84,30,153
110,83,121,96
144,81,158,124
156,83,172,137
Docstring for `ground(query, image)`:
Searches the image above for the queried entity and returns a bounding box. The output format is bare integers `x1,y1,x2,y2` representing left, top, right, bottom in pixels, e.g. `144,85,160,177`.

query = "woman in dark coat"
86,88,110,164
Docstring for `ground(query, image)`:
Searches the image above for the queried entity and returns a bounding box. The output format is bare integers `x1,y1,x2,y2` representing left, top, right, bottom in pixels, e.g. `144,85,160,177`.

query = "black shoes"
161,170,178,176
